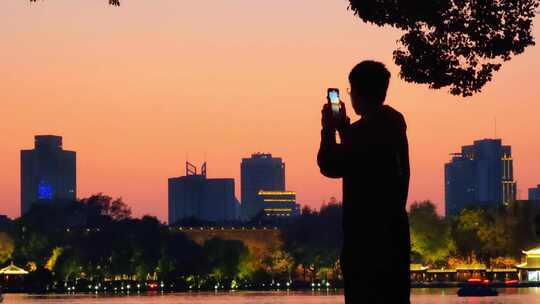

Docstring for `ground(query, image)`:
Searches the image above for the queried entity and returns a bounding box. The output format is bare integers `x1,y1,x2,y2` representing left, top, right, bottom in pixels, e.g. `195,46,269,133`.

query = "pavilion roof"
455,264,486,270
487,268,518,273
410,264,428,271
0,263,29,275
523,247,540,257
427,269,456,273
516,262,540,270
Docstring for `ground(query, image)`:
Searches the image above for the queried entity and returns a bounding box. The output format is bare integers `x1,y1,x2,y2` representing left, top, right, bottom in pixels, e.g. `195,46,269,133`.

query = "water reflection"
4,288,540,304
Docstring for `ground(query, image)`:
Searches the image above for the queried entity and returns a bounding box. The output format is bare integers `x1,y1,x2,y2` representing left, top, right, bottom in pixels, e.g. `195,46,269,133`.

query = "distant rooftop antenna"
203,150,207,178
201,162,207,178
186,161,197,176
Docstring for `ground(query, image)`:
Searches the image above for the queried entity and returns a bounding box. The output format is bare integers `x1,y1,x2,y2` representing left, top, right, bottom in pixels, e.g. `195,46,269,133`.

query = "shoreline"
411,281,540,288
3,284,540,295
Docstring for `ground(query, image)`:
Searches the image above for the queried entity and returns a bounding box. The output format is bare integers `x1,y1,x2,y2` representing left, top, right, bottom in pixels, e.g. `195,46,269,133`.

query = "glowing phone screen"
328,90,340,115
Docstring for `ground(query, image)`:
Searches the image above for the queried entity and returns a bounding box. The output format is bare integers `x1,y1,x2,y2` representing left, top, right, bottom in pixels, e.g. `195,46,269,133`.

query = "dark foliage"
281,203,343,278
6,195,251,291
349,0,539,96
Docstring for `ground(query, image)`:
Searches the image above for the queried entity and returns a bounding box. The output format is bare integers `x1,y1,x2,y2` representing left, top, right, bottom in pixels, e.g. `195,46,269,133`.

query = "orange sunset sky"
1,0,539,221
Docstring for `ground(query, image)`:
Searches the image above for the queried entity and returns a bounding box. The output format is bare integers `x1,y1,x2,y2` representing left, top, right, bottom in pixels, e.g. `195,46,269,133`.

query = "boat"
457,281,498,297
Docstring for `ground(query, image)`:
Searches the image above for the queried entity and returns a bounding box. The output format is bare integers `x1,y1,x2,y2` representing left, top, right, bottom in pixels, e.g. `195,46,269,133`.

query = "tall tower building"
240,153,285,220
445,138,516,217
20,135,76,215
168,162,239,224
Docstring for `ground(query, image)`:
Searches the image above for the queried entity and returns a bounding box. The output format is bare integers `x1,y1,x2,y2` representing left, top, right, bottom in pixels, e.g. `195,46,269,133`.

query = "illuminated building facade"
168,162,240,224
20,135,76,215
255,191,300,218
445,139,516,217
529,185,540,201
241,153,285,220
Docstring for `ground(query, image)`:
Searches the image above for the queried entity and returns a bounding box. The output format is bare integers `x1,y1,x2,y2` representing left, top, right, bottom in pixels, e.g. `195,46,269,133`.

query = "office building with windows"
256,190,300,218
20,135,76,215
445,138,516,217
240,153,285,220
168,162,239,224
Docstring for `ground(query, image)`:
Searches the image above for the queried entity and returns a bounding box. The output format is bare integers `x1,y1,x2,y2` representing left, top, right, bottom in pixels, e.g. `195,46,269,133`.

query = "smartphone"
327,88,341,117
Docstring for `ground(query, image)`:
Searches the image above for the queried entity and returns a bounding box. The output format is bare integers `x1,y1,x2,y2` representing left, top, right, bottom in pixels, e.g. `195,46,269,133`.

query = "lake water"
3,288,540,303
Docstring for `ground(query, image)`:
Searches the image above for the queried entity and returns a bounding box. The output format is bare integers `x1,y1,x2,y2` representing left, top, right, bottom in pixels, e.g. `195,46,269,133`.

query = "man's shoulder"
350,119,363,128
382,105,407,131
383,105,405,120
347,119,365,134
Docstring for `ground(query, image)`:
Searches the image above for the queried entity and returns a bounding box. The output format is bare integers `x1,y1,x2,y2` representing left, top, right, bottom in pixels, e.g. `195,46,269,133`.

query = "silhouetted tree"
158,232,205,282
281,202,342,282
80,193,132,223
504,201,539,254
203,238,249,283
350,0,539,96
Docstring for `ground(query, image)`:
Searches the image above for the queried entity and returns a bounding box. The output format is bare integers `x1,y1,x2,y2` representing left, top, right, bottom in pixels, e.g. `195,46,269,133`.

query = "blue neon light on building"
37,180,53,200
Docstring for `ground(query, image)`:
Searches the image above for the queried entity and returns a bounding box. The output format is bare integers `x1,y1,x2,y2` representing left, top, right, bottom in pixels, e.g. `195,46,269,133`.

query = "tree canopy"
349,0,539,96
409,201,454,266
4,195,540,291
0,232,15,264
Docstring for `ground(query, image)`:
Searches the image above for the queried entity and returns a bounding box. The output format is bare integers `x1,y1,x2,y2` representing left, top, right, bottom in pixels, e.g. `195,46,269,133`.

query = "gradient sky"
1,0,539,221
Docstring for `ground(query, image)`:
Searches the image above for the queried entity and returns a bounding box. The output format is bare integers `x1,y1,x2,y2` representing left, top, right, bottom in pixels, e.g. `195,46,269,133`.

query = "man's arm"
317,128,346,178
317,103,349,178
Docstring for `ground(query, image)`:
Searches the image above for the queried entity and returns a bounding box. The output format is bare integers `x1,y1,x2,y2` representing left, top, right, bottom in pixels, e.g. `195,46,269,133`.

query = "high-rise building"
240,153,285,220
530,185,540,201
168,162,239,224
20,135,76,215
445,138,516,217
256,191,300,218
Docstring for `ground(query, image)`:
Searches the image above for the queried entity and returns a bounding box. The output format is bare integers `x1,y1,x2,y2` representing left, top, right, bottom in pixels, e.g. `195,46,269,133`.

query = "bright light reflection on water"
4,288,540,304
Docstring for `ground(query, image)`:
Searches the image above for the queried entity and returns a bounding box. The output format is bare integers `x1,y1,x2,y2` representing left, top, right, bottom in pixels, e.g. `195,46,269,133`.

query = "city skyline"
1,0,540,221
11,133,536,222
16,136,298,222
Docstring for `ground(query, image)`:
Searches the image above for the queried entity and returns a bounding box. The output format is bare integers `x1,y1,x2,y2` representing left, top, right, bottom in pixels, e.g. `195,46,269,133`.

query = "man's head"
348,61,390,115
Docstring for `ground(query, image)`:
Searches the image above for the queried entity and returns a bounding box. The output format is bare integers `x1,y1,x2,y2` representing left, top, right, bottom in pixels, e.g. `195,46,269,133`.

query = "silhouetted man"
318,61,410,304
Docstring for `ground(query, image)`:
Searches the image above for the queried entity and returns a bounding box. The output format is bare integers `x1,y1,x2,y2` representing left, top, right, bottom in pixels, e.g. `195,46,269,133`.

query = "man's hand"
321,102,350,132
